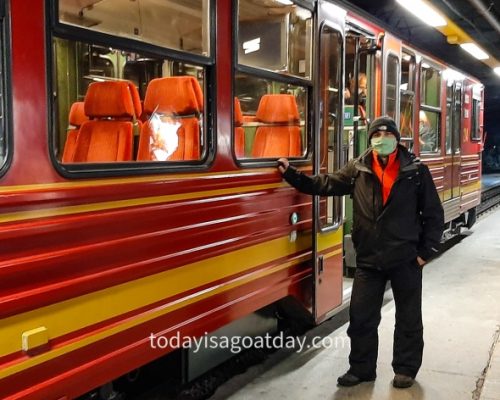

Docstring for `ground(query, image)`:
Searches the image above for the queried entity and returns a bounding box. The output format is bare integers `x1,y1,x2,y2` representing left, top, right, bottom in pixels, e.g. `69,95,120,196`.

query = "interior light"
460,43,489,60
443,68,465,81
421,62,431,69
243,38,260,54
494,67,500,76
396,0,447,27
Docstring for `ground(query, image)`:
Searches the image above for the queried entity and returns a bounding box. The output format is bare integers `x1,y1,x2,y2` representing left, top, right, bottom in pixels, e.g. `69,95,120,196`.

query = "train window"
58,0,210,56
344,31,375,159
52,1,213,170
471,99,481,141
445,83,453,155
234,74,307,159
452,83,462,153
419,109,440,153
419,63,441,153
319,24,343,228
384,54,399,120
399,52,415,147
235,0,312,161
238,0,312,79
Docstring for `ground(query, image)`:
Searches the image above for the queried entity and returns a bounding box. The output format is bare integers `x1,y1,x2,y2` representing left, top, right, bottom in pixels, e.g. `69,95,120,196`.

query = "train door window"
319,24,342,228
384,53,399,120
452,83,462,152
419,63,441,153
471,98,481,141
53,0,213,172
344,29,375,159
399,52,415,148
235,0,312,161
445,82,453,155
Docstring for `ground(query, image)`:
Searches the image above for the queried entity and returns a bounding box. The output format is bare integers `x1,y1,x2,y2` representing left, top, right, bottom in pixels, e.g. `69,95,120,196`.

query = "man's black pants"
347,261,423,379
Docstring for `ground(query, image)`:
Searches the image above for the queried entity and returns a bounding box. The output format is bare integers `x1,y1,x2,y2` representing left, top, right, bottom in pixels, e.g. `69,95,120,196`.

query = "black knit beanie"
368,116,401,141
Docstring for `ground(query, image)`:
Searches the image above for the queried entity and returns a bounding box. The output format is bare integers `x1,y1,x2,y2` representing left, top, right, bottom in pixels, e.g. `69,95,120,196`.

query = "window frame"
445,82,453,155
317,21,344,232
399,50,416,148
233,0,314,168
419,60,442,155
0,0,12,177
383,51,400,123
471,97,481,141
47,0,216,178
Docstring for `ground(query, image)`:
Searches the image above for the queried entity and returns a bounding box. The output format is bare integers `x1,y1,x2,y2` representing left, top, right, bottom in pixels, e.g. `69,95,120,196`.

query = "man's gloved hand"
277,158,289,174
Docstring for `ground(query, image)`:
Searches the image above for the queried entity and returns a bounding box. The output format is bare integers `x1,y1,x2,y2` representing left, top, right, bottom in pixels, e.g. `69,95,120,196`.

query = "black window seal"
0,0,12,178
232,69,313,169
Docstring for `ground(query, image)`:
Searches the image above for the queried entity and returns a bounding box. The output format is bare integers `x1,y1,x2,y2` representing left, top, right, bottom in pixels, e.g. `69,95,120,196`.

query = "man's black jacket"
283,146,444,270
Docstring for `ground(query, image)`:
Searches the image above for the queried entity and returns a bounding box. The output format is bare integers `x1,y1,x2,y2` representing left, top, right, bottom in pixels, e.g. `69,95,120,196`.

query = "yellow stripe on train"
0,230,342,379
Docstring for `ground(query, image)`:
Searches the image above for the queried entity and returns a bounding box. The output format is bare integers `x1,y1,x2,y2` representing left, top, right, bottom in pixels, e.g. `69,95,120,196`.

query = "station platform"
211,209,500,400
482,173,500,191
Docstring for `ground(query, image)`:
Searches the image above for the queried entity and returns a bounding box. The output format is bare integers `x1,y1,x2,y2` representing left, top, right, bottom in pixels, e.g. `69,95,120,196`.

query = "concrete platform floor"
210,208,500,400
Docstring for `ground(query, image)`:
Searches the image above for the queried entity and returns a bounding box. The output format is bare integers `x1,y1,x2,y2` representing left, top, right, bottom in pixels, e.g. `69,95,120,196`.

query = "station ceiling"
343,0,500,140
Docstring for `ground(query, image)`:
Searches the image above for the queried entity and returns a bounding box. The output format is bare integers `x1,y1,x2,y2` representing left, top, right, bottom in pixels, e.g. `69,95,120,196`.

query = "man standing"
277,116,444,388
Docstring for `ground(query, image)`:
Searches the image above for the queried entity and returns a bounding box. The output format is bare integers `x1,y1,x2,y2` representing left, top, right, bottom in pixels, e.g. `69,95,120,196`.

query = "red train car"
0,1,483,399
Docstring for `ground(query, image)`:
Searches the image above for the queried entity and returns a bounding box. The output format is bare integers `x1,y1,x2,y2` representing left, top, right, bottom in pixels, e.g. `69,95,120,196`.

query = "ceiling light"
396,0,447,27
494,67,500,76
460,43,489,60
443,68,465,81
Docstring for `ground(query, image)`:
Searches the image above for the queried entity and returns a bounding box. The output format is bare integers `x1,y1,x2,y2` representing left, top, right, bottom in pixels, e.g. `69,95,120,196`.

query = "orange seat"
251,94,302,158
137,76,203,161
62,102,88,163
68,81,141,163
234,97,245,158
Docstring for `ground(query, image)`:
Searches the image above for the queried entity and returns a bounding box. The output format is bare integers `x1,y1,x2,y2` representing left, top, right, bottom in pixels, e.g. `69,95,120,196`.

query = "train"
0,0,483,399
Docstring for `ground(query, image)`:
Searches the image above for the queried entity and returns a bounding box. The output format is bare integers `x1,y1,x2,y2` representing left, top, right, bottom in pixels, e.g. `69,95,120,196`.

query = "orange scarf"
372,150,400,205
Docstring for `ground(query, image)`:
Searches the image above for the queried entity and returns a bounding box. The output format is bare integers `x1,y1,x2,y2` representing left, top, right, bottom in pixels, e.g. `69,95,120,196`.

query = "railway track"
478,184,500,216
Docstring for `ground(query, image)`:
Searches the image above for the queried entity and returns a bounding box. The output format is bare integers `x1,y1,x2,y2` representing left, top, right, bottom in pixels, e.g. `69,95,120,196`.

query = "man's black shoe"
337,372,375,387
392,374,414,388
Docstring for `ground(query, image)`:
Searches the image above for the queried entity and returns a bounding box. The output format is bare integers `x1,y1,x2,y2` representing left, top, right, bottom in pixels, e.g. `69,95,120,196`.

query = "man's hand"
277,158,289,174
417,256,426,268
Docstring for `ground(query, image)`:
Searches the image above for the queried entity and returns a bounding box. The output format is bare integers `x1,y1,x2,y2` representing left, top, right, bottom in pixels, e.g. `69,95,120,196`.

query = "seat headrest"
256,94,300,123
144,76,203,116
84,81,140,119
68,102,88,127
234,97,244,126
126,82,143,118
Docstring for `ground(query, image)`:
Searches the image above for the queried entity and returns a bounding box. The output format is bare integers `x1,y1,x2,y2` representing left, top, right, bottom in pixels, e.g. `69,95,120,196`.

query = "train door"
312,1,345,323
